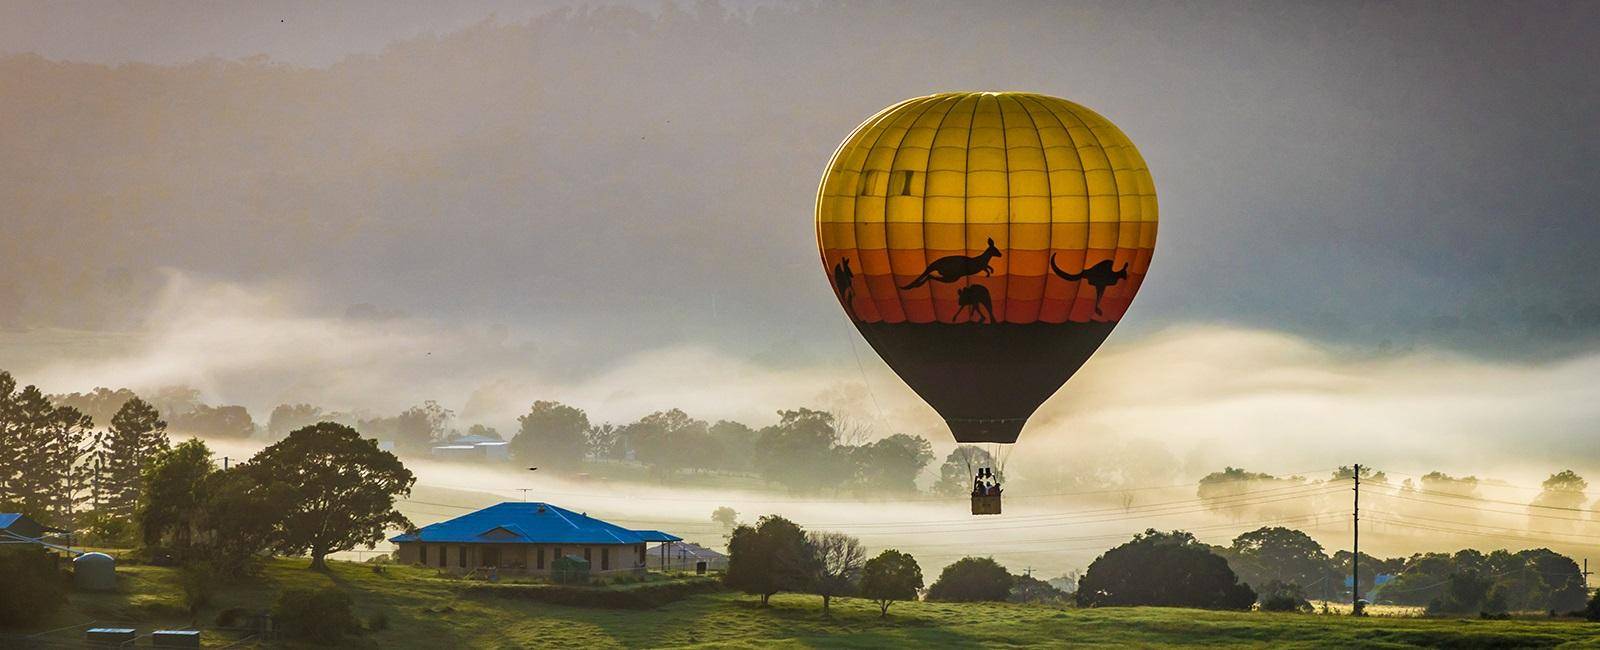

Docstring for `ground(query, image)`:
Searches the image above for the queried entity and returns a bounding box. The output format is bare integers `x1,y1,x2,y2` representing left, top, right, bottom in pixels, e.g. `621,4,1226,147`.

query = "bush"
1586,588,1600,622
215,607,249,628
179,562,216,619
272,586,362,643
0,546,66,628
1257,580,1312,613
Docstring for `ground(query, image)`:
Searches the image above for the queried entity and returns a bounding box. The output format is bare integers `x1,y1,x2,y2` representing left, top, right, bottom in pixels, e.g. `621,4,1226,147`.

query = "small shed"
550,554,590,584
74,552,117,591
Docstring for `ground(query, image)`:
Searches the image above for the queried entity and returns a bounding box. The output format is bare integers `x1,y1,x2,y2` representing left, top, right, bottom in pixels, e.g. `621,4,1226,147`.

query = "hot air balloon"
815,92,1157,514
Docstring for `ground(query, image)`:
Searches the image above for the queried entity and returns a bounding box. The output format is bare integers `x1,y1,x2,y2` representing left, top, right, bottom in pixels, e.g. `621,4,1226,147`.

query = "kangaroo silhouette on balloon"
1049,255,1129,316
901,238,1003,289
954,284,995,324
833,257,856,319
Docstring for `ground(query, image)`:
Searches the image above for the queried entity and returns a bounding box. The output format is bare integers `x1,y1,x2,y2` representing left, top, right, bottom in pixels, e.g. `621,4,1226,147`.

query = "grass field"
23,557,1600,648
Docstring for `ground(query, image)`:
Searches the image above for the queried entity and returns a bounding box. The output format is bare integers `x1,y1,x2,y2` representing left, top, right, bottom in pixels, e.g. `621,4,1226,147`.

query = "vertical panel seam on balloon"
995,93,1013,324
1019,95,1086,321
887,96,952,324
918,95,964,320
1009,94,1051,323
1066,103,1128,320
851,102,913,322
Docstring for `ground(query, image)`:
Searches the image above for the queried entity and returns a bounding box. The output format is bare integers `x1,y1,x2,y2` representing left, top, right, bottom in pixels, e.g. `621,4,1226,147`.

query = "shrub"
1585,588,1600,622
1258,580,1312,613
272,586,361,643
178,562,216,620
0,546,66,628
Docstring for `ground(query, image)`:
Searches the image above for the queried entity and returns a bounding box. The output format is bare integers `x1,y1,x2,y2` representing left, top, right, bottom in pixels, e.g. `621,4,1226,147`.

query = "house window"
438,546,447,567
536,546,545,570
419,545,428,565
602,548,610,571
554,546,561,561
638,544,645,565
584,548,592,563
458,546,467,568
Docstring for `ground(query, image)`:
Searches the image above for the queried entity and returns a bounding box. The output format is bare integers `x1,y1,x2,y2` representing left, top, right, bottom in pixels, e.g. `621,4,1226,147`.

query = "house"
646,541,728,572
390,502,680,575
0,513,68,547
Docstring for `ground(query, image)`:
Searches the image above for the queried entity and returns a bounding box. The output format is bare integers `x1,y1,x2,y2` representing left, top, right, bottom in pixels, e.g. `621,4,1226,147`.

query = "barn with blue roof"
390,502,680,575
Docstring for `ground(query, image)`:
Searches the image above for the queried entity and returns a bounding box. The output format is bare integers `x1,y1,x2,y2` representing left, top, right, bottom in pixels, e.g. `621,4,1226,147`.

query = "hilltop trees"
849,433,934,494
627,408,711,477
1077,529,1256,609
926,557,1015,602
860,549,923,617
933,446,998,496
245,423,414,570
754,409,843,492
510,401,590,469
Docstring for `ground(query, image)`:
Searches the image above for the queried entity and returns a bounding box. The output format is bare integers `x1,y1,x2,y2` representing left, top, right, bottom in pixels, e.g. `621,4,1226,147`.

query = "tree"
860,549,923,617
1586,587,1600,621
584,423,618,459
49,386,139,427
268,403,326,438
851,433,934,494
1010,574,1069,604
243,422,414,570
2,384,63,520
1196,467,1305,519
510,401,590,469
1427,571,1493,614
628,408,710,477
95,397,170,518
1531,470,1587,531
1076,529,1256,609
138,439,216,550
932,445,997,496
361,401,453,453
1221,526,1338,600
168,404,255,439
711,506,739,530
806,531,864,613
753,409,841,492
926,557,1014,602
724,515,810,606
707,420,757,472
201,466,291,577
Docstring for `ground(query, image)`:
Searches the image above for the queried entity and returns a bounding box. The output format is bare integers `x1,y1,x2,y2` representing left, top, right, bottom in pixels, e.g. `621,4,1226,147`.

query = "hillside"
15,558,1600,648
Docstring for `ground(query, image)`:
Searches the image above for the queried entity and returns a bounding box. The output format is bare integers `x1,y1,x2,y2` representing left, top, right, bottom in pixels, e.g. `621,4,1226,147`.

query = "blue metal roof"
390,503,683,545
0,514,19,529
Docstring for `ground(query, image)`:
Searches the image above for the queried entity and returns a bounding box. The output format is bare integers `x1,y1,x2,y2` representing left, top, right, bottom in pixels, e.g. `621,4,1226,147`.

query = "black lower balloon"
853,322,1116,443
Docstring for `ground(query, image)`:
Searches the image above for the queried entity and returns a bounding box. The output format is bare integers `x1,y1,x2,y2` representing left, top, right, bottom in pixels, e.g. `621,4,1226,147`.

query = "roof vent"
537,505,546,513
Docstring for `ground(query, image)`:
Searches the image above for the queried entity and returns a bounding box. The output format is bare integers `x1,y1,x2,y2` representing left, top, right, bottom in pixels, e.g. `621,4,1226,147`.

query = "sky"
2,0,1599,490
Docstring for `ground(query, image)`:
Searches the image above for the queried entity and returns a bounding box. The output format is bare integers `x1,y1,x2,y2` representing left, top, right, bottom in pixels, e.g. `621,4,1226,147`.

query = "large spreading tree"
1077,529,1256,609
925,556,1015,602
244,422,414,570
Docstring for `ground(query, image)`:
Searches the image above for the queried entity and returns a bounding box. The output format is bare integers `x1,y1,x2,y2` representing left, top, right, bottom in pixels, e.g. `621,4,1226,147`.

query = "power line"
1363,482,1600,517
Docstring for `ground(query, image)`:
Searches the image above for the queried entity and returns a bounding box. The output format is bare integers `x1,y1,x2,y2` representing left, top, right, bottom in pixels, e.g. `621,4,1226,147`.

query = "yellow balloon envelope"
816,92,1158,444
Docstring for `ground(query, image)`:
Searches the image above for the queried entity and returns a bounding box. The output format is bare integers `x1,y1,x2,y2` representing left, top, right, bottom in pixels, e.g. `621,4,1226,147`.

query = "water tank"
73,552,117,591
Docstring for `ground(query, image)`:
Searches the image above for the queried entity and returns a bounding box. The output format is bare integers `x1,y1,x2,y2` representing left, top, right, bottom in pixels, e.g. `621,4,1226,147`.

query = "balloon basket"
971,494,1002,515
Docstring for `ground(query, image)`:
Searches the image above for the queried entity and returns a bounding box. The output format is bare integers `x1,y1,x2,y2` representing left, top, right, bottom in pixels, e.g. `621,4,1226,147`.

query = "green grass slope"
28,558,1600,648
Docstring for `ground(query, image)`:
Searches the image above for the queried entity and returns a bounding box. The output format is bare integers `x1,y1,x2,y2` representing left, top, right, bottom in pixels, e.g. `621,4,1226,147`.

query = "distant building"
390,502,680,575
646,541,727,572
430,434,510,462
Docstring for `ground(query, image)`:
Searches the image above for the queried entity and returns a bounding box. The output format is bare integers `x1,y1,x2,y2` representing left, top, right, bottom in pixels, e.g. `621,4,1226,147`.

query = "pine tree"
0,371,20,505
7,385,60,520
43,405,94,526
96,397,169,519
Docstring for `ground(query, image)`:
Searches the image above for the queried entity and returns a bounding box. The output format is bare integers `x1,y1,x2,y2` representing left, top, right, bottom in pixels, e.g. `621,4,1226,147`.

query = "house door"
482,546,501,567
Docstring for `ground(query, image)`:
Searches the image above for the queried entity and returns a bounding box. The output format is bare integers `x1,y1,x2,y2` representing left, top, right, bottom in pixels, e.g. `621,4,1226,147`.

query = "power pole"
517,488,532,502
222,456,230,470
1352,463,1361,615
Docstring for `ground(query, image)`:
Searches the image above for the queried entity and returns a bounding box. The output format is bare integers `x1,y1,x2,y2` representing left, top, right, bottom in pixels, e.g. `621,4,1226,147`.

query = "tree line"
723,514,1066,617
